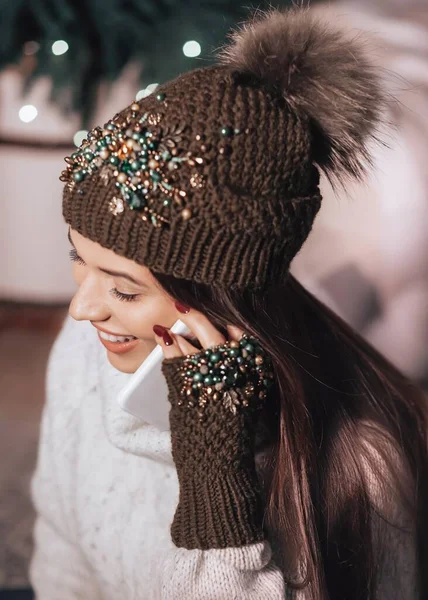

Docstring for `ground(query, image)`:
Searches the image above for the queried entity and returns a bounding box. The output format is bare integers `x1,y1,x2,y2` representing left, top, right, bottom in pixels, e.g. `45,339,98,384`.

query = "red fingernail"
163,331,174,346
175,302,190,314
153,324,167,336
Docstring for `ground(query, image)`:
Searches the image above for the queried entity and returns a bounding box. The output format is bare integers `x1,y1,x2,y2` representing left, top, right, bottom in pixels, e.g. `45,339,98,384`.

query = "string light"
73,130,89,147
52,40,69,56
136,83,159,100
19,105,38,123
183,41,201,58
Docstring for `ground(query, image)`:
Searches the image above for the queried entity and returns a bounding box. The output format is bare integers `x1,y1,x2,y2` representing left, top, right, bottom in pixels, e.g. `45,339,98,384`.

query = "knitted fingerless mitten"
162,355,266,550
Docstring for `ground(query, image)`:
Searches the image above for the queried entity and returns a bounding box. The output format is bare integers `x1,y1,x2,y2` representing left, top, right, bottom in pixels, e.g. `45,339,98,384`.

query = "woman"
30,7,428,600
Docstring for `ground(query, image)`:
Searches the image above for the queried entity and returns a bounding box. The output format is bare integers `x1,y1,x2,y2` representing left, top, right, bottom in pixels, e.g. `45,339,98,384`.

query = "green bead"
203,375,213,385
156,92,166,101
185,369,193,377
244,343,255,354
193,372,203,382
96,139,107,148
109,156,119,166
209,352,221,363
73,170,84,182
104,135,112,144
106,124,115,131
163,198,171,206
212,375,221,383
226,374,235,385
151,215,157,225
121,161,132,173
150,170,161,182
84,151,94,161
162,151,171,160
148,140,158,150
236,356,244,364
132,132,141,141
221,126,234,137
228,348,240,357
130,160,140,171
129,195,145,209
192,383,199,390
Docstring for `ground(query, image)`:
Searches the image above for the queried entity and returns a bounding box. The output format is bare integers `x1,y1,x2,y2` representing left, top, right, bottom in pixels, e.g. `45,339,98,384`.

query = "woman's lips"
97,331,139,355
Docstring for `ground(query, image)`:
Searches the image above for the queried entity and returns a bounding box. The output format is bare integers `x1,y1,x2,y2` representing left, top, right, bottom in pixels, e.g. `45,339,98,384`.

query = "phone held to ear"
117,319,191,431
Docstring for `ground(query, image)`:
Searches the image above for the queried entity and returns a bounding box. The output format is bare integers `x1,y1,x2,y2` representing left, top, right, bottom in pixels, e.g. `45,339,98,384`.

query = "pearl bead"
126,139,134,149
117,172,127,183
255,355,264,365
99,149,110,160
181,208,192,220
148,159,159,169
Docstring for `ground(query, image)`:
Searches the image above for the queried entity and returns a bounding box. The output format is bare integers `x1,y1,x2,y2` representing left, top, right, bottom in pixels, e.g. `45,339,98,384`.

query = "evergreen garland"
0,0,295,125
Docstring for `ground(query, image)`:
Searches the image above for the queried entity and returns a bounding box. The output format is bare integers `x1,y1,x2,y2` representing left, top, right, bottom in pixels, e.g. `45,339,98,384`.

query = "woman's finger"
226,324,246,341
174,303,226,349
174,334,201,356
153,329,183,359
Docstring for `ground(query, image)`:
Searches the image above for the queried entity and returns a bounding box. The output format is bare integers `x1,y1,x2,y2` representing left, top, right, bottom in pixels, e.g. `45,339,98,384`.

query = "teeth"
99,331,136,343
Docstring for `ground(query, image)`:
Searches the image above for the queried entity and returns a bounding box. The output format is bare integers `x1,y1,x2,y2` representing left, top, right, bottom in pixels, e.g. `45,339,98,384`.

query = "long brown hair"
153,270,428,600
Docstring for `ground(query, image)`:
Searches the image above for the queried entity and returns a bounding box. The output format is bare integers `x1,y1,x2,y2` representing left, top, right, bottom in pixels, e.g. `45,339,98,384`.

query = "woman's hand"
153,302,274,550
153,302,243,362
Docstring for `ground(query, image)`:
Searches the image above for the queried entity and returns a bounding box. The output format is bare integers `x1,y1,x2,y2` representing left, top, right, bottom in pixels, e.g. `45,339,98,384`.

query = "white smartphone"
117,319,192,431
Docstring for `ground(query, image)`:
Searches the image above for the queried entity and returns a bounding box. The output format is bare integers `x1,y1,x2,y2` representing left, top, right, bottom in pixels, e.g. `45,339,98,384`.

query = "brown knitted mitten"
161,336,274,550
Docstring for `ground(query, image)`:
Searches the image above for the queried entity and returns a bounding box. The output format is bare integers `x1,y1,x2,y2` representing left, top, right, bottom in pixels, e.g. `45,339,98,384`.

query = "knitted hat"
61,8,384,292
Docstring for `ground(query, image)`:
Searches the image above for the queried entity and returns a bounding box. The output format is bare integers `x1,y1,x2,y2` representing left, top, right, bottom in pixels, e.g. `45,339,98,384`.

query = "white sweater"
29,316,418,599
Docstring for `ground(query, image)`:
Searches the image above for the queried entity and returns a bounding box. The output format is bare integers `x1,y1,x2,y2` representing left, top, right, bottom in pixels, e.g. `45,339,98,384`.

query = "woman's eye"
69,249,86,266
110,288,139,302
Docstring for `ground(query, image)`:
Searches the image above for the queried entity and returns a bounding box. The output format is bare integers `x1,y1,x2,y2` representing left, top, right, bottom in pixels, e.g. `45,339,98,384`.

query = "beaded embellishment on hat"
60,94,207,228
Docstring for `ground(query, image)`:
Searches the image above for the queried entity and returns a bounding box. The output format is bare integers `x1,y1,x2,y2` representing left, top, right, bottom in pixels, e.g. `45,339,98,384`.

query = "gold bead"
230,340,239,348
181,208,192,220
126,139,135,149
131,103,139,111
118,145,129,160
255,355,264,365
213,392,219,401
117,172,127,184
148,159,159,169
206,387,213,395
99,148,110,160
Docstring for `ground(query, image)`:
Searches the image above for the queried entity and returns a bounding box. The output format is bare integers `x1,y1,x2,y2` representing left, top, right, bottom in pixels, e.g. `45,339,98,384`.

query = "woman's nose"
69,276,109,322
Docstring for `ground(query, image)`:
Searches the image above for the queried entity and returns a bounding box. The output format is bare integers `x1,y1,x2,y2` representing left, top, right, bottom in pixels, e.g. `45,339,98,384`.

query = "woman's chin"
105,342,155,374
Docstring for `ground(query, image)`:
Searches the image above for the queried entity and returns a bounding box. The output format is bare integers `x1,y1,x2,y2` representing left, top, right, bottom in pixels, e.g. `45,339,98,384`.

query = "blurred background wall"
1,0,428,596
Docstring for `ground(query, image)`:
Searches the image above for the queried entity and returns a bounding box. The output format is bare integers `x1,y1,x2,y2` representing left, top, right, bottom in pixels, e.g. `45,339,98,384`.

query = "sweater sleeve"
29,318,102,600
160,542,287,600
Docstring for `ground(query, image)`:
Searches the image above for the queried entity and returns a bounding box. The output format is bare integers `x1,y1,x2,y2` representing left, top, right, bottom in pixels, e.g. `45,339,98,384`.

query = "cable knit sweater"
29,316,418,599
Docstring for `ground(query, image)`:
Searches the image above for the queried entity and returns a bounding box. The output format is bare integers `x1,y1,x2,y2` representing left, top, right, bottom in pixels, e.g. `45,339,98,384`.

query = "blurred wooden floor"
0,305,67,590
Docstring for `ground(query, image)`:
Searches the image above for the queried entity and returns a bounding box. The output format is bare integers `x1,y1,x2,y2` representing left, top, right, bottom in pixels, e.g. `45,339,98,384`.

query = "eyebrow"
68,228,147,288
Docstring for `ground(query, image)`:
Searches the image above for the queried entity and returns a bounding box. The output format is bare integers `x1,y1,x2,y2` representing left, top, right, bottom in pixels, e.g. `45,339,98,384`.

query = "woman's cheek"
121,297,176,340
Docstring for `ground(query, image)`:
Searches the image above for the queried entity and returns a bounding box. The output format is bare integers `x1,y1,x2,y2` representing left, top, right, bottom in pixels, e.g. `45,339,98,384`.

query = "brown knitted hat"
61,8,384,291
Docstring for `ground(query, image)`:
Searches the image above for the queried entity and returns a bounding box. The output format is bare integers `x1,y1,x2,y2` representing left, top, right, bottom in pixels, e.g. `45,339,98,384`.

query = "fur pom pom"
218,8,387,183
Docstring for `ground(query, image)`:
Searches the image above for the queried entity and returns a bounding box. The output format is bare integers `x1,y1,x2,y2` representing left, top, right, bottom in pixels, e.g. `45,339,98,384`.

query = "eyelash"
69,249,139,302
110,289,139,302
69,249,85,266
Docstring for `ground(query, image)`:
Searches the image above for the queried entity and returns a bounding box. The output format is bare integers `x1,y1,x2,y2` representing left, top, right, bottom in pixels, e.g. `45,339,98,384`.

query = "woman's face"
68,228,178,373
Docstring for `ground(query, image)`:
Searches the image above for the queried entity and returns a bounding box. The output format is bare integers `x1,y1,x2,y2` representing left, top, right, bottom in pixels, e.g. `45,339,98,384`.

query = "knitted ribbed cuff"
171,467,265,550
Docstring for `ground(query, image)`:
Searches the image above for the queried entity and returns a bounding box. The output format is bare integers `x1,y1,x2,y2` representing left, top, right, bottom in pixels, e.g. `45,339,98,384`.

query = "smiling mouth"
98,331,137,343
